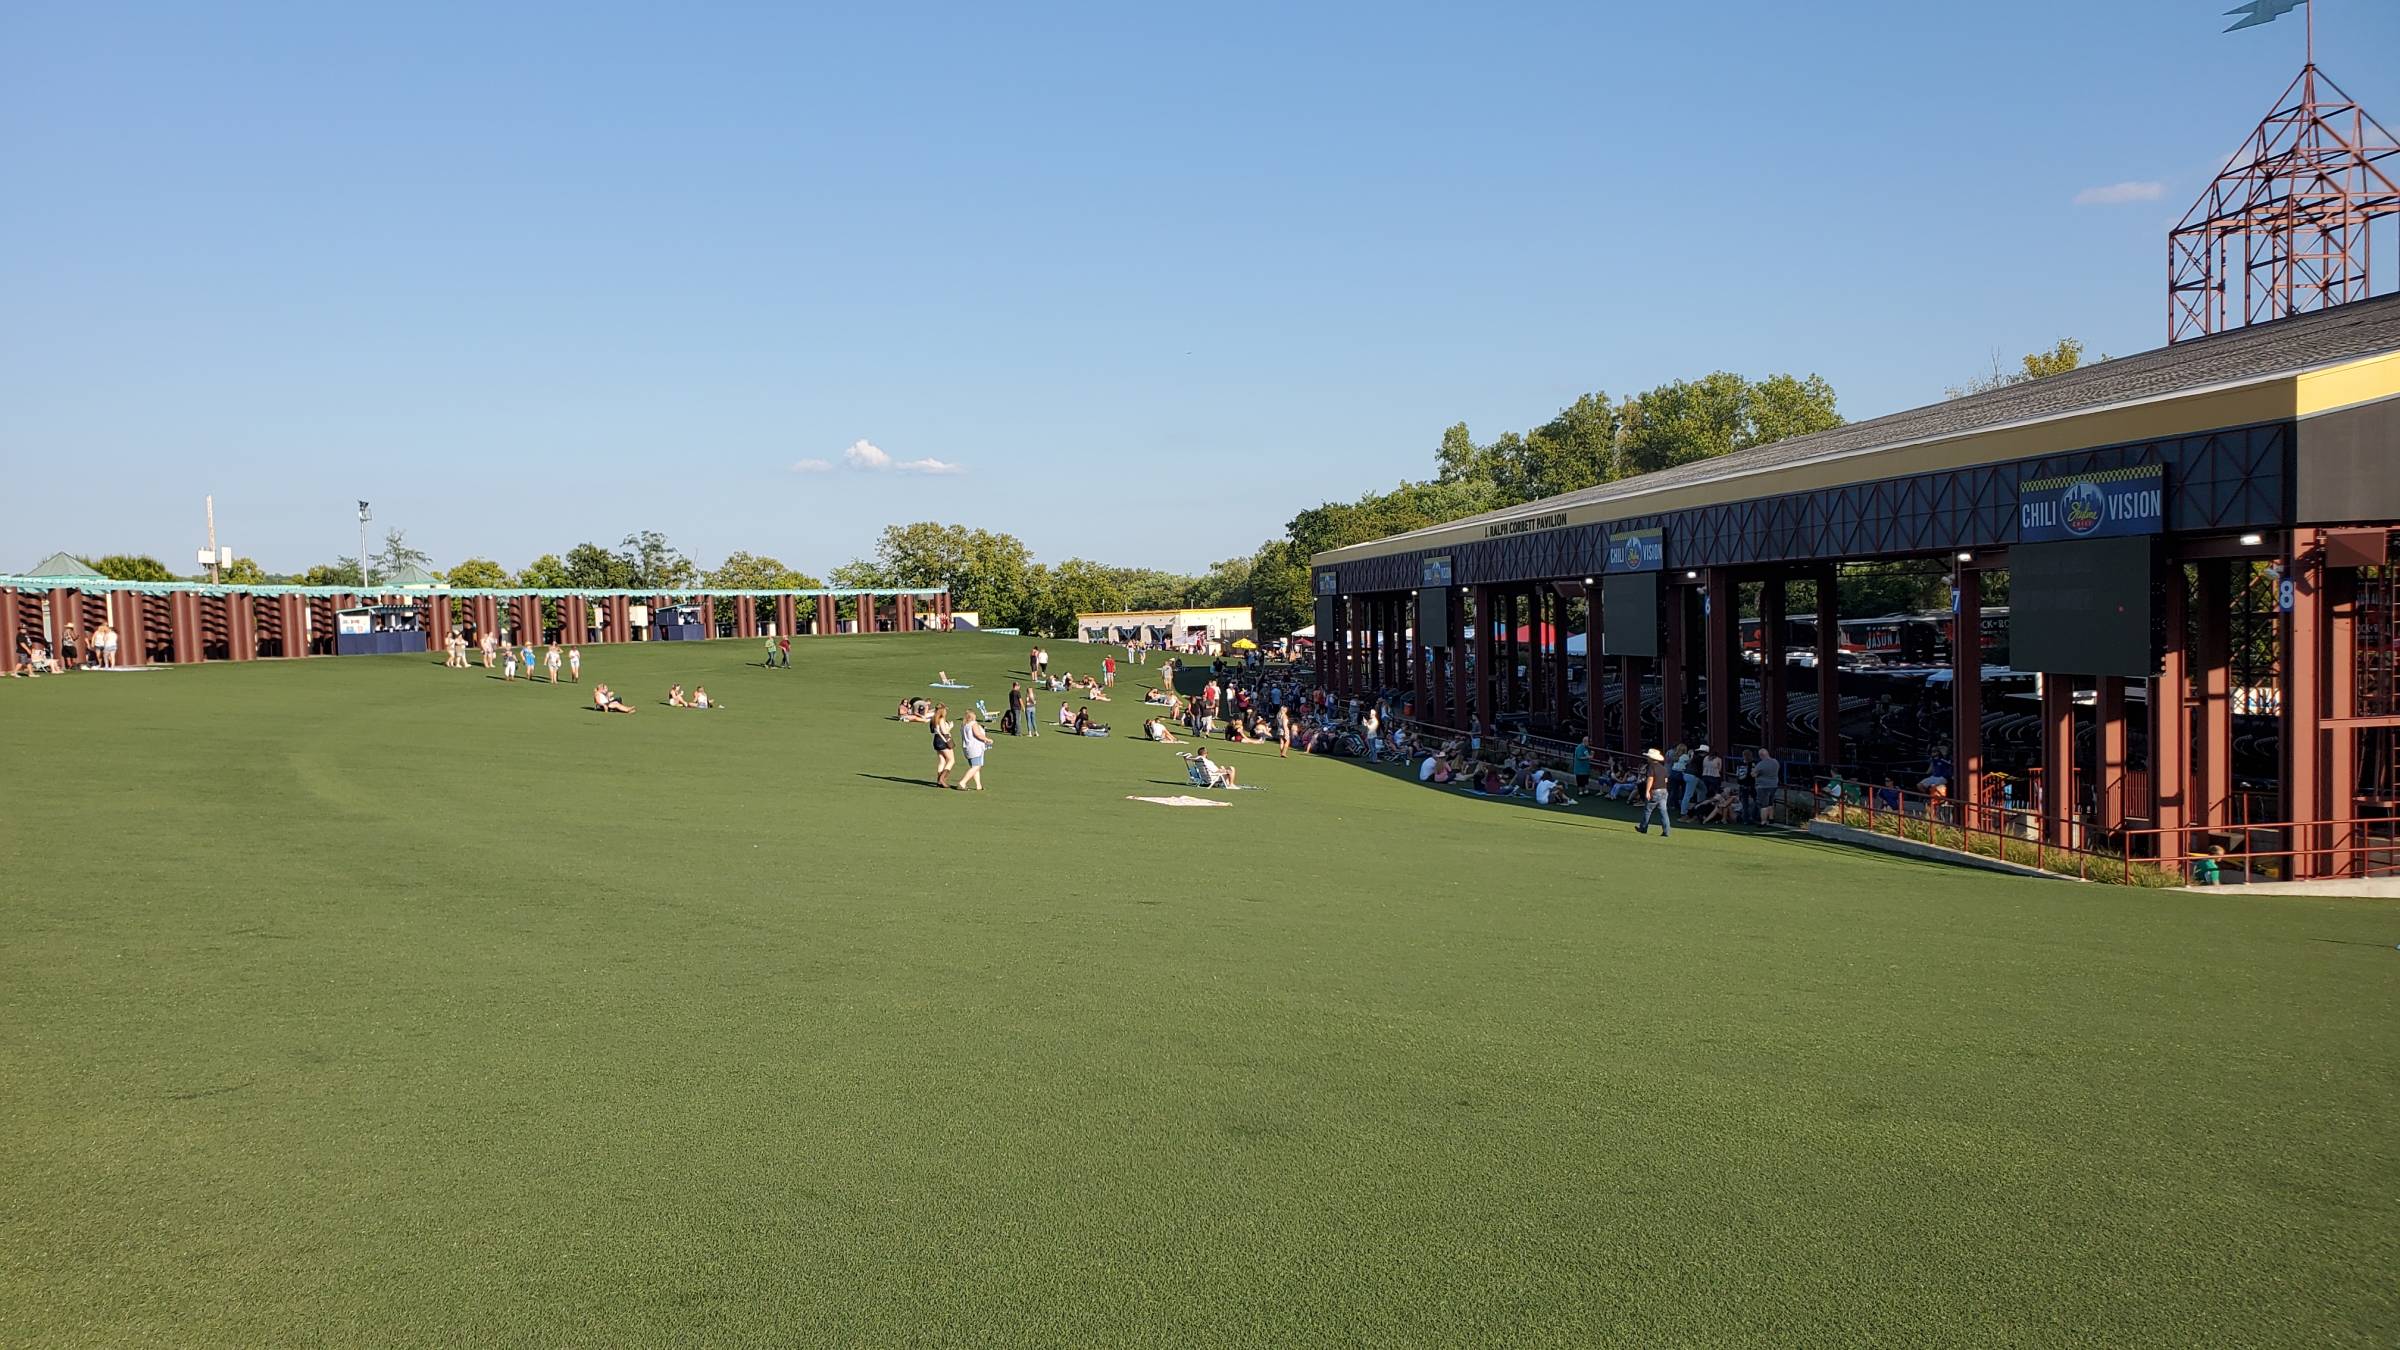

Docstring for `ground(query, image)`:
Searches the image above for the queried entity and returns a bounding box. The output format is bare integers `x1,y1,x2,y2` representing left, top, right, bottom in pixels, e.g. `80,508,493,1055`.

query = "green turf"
3,633,2395,1346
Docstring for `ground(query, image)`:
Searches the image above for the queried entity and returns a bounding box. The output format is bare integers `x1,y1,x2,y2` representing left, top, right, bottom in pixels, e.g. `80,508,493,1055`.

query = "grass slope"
2,633,2395,1347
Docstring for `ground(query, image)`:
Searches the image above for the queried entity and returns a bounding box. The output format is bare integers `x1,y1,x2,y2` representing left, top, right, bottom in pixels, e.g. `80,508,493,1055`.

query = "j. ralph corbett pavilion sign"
2018,465,2164,543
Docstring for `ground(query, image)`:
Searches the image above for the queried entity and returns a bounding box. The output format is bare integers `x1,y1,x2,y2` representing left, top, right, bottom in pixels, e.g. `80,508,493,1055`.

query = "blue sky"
3,0,2393,577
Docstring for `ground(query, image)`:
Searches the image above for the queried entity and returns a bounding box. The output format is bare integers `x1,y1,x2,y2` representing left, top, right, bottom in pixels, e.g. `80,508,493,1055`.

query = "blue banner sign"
1606,528,1664,574
2018,465,2163,543
1315,571,1338,595
1420,555,1454,587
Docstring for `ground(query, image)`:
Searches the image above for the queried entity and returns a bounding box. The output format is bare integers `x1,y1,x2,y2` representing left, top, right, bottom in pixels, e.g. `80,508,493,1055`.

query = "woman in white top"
955,713,990,791
544,644,563,683
566,647,581,681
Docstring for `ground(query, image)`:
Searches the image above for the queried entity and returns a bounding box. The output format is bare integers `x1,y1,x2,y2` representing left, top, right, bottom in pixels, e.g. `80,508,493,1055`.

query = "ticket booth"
653,602,709,642
333,604,425,656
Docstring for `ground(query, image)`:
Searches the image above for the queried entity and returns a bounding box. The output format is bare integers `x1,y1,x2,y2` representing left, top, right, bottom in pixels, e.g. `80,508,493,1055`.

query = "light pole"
357,501,372,594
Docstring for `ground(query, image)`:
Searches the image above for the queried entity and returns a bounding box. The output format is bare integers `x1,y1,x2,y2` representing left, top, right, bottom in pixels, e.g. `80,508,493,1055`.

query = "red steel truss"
2169,61,2400,342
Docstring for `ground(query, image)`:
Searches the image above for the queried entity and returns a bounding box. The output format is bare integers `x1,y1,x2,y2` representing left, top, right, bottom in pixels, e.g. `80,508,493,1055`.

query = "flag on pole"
2223,0,2305,32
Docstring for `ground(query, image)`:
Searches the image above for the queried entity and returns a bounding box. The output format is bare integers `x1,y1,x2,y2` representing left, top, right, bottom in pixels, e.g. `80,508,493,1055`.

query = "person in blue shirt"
1571,736,1593,791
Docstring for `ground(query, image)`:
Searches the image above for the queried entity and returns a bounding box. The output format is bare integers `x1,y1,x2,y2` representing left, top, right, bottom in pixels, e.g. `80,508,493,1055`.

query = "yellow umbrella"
1231,638,1258,650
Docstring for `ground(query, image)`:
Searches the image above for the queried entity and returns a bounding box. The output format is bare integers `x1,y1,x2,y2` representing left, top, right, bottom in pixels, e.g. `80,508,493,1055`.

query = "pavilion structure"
0,579,950,669
1312,294,2400,878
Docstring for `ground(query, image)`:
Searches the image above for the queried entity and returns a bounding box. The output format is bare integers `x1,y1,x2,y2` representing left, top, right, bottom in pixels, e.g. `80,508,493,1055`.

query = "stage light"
2239,533,2264,546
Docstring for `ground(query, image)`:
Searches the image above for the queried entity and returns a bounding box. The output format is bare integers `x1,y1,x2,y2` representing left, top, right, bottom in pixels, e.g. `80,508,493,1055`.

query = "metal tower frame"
2168,53,2400,343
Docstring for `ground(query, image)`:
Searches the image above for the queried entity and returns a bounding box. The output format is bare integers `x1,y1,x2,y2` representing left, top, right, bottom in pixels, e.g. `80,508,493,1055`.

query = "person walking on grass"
1636,748,1673,837
480,630,498,670
544,642,563,684
567,645,581,682
931,703,956,788
502,643,518,680
776,633,791,668
520,641,537,681
956,712,990,791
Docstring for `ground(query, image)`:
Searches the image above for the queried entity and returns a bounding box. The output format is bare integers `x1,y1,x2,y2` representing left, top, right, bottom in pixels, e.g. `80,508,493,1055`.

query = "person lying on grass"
593,684,637,714
1143,687,1174,705
1072,706,1109,736
1143,717,1181,744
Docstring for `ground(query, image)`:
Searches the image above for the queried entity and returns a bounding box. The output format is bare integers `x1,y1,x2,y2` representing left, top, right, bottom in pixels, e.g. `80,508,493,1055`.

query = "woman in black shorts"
931,704,955,788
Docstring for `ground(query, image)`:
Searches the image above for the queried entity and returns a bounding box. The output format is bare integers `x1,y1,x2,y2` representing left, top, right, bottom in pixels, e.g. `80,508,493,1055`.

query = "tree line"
61,345,2088,636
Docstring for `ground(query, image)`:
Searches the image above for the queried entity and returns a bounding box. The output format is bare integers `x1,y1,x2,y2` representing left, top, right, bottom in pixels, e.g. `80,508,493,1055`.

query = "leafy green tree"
1618,371,1840,475
618,531,697,589
443,558,510,589
862,523,1035,629
703,551,822,628
221,556,267,584
561,543,636,590
1187,555,1255,609
827,559,892,589
299,560,365,588
1248,540,1311,638
371,528,432,580
1947,338,2095,398
87,554,175,582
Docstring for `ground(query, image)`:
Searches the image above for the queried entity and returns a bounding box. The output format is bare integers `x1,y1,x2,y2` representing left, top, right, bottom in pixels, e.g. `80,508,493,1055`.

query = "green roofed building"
23,553,104,579
378,562,442,589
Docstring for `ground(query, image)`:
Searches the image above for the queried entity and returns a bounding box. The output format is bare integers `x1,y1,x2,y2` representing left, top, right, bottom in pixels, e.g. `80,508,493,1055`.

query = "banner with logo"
1420,555,1453,588
1315,571,1338,595
2018,465,2164,543
1605,528,1663,574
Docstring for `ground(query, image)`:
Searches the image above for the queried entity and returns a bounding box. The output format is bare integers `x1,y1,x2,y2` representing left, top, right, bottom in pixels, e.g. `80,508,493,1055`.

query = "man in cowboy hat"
1636,748,1673,837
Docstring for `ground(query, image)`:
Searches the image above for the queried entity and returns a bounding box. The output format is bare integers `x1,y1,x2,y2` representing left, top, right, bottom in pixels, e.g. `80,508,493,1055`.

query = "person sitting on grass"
1696,782,1744,824
593,683,636,714
898,698,934,723
1072,705,1100,736
692,686,719,709
1058,700,1079,729
1532,770,1577,807
1144,717,1180,744
1183,747,1238,788
1604,767,1642,802
1144,686,1173,705
1083,677,1110,702
669,684,689,707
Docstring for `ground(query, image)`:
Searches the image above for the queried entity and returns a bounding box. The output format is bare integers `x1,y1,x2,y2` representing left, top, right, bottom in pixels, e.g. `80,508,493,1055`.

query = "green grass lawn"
3,632,2395,1347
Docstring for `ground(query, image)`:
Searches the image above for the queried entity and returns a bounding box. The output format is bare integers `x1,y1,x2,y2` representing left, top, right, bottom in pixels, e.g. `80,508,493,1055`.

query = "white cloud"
2074,180,2165,206
810,438,967,476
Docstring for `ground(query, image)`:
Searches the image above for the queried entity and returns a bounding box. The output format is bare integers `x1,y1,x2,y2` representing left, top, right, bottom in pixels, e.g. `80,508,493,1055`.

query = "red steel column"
1660,582,1687,748
282,594,308,657
0,589,18,674
2096,676,2128,833
816,595,835,635
2327,567,2358,875
736,595,758,639
898,594,916,633
2283,531,2324,877
1705,571,1736,753
2042,677,2079,846
115,592,150,667
1471,586,1494,733
1619,654,1644,755
1953,561,1984,824
1758,575,1786,755
776,594,797,637
516,595,543,646
1448,589,1470,729
1816,567,1840,769
170,592,201,664
221,593,252,661
2195,560,2234,827
2152,568,2189,848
